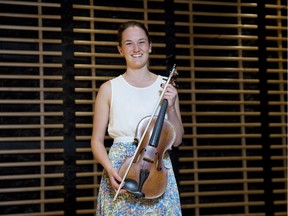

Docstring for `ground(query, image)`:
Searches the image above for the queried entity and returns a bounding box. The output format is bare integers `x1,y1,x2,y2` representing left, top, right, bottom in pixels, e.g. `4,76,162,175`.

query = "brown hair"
117,21,151,47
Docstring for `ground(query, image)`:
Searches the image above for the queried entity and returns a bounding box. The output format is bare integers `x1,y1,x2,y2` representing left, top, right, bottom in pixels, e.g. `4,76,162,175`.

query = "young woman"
91,21,184,215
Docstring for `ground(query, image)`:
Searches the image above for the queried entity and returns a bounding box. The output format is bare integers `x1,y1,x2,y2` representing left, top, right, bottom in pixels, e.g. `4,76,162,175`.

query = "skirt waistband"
113,136,135,143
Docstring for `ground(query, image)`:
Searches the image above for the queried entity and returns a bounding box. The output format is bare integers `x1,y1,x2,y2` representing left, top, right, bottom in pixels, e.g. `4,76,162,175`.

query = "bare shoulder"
96,80,111,102
99,80,111,93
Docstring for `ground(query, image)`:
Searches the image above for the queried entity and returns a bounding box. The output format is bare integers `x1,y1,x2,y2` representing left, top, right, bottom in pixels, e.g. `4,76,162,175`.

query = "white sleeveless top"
108,75,167,142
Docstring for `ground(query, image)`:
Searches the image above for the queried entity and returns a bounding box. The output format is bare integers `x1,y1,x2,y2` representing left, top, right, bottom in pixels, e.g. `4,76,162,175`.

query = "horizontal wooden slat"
179,168,263,175
179,157,262,163
74,76,113,81
270,145,288,149
76,210,95,215
176,11,257,18
181,100,260,105
181,111,261,116
0,173,64,180
181,201,264,209
0,136,63,142
175,1,257,7
0,112,63,117
179,145,262,150
73,17,165,23
180,178,263,185
181,190,264,197
176,33,258,40
76,172,103,178
0,198,64,206
73,16,165,25
0,149,63,154
73,4,164,13
76,184,99,190
0,161,63,167
183,134,261,139
0,124,63,129
0,212,64,216
0,25,61,31
0,63,62,67
0,50,62,56
177,56,259,61
0,87,62,92
266,36,287,42
0,37,61,43
0,0,60,7
0,186,64,193
74,28,166,37
0,100,63,104
76,197,97,202
0,13,60,19
179,89,259,94
270,122,288,127
0,75,62,80
175,22,258,29
176,44,258,50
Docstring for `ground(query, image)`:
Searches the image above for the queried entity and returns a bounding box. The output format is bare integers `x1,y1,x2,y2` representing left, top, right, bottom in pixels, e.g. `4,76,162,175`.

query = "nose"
133,44,140,52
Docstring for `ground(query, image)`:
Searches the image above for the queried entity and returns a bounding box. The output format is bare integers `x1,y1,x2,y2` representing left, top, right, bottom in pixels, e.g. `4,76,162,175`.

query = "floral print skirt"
96,141,182,216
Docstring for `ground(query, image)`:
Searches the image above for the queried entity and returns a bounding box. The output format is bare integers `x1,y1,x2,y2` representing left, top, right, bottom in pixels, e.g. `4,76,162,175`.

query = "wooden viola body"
118,100,176,199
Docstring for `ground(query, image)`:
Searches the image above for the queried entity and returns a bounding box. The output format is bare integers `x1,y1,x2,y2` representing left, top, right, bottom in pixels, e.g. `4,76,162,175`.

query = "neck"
124,67,151,80
122,68,157,88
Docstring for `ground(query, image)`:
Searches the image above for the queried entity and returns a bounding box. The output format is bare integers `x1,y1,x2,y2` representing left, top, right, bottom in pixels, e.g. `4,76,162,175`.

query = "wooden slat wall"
0,0,64,215
0,0,286,215
173,1,287,216
265,1,287,215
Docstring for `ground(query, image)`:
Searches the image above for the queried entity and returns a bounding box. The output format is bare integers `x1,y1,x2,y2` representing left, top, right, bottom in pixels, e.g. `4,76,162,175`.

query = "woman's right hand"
107,167,127,194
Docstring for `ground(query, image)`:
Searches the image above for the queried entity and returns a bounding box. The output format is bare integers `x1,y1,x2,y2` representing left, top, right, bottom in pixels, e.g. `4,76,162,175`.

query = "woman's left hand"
161,83,178,109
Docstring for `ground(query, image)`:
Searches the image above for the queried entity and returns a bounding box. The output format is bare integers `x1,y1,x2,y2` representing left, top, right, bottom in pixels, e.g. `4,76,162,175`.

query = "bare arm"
90,81,125,192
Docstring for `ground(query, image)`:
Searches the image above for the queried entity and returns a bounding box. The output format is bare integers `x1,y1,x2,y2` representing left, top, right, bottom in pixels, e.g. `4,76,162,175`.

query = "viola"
114,64,177,200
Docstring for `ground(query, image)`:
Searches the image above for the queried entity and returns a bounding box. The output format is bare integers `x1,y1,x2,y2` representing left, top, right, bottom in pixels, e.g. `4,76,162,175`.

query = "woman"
91,21,184,215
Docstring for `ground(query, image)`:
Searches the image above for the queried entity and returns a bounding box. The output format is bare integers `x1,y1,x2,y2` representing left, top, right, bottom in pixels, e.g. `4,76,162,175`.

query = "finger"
114,174,123,183
119,188,127,194
113,180,127,194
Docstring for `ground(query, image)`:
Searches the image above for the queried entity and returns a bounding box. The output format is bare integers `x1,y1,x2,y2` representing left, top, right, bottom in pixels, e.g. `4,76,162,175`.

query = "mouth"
131,53,142,58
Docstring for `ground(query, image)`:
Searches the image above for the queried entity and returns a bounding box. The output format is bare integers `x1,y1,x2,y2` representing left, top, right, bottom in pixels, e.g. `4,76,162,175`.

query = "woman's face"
118,26,152,69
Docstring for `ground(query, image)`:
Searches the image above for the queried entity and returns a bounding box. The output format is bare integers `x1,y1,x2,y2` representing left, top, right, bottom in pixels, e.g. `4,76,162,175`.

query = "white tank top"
108,75,167,141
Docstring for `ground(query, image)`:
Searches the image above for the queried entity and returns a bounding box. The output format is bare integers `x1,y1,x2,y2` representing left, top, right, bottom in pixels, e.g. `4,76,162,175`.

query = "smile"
131,54,142,58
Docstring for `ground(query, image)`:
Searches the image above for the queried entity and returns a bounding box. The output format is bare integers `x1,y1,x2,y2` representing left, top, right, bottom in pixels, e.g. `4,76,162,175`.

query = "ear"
149,42,152,53
117,46,123,56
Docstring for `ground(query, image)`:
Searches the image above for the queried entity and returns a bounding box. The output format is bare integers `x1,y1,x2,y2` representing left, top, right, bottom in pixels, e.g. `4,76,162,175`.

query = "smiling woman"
90,21,184,215
0,0,287,215
118,29,151,70
117,22,152,78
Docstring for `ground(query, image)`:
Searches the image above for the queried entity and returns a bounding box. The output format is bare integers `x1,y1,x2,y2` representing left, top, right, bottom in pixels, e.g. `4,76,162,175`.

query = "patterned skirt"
96,141,182,216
